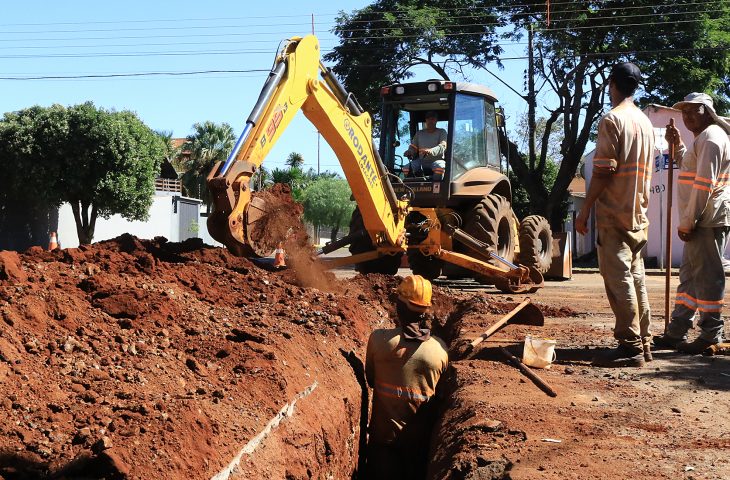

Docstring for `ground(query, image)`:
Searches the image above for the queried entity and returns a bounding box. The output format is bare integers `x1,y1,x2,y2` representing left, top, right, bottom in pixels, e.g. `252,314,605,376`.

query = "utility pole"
527,23,537,172
317,132,321,175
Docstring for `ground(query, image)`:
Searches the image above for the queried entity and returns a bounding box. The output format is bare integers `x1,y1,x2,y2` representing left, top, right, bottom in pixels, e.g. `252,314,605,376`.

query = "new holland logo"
344,118,378,189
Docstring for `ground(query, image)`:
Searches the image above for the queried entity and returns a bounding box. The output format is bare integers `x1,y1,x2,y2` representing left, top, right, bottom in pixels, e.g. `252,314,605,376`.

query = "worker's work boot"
677,337,716,355
591,344,645,368
652,334,684,350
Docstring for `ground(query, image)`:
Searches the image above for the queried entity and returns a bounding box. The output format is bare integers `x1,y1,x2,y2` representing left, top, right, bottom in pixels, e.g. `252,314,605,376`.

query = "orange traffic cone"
48,232,59,251
273,242,286,269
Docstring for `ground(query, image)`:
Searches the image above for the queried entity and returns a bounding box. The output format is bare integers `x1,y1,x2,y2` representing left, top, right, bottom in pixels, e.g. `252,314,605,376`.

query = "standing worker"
403,110,447,180
365,275,448,479
654,93,730,354
575,62,655,367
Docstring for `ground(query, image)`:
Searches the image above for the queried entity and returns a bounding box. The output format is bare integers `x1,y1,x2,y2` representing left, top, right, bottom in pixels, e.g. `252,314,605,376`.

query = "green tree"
270,166,321,200
181,121,235,208
0,102,165,246
285,152,305,169
496,0,730,227
0,105,69,249
300,177,355,241
329,1,730,227
324,0,503,117
251,165,271,191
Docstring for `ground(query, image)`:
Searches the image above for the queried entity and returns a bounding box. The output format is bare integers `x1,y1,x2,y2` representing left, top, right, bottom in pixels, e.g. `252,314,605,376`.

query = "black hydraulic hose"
321,64,364,115
220,61,287,177
247,61,287,125
317,229,367,255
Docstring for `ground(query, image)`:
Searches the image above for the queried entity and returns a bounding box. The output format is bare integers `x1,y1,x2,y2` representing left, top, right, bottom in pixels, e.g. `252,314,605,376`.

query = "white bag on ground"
522,335,557,369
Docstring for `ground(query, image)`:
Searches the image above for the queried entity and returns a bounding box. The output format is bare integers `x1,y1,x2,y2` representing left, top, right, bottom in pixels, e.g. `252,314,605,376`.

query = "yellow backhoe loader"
206,35,552,293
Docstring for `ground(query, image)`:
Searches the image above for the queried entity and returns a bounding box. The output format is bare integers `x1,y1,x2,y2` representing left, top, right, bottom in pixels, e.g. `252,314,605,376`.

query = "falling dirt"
247,184,308,257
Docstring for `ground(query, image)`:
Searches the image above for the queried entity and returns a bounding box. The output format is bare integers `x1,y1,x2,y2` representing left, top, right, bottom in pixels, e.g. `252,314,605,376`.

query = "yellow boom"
206,35,407,257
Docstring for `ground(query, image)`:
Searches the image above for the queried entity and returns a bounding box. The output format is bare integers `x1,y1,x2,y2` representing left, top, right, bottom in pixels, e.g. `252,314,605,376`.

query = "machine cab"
379,80,505,207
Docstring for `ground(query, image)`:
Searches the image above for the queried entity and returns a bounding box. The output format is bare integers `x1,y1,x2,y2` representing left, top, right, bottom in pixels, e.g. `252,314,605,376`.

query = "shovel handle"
469,298,532,348
500,347,557,397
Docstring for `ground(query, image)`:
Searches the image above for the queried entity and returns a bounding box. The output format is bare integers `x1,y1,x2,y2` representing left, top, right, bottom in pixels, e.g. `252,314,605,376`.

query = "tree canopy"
324,0,503,117
300,177,355,241
181,121,235,208
328,0,730,227
0,102,166,246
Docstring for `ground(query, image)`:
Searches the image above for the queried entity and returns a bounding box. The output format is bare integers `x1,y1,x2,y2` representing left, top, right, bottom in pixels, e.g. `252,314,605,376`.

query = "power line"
0,16,723,60
0,69,269,81
0,2,721,42
2,44,727,81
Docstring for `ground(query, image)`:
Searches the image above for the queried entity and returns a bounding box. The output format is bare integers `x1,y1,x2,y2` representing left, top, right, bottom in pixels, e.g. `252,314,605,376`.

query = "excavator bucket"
494,266,544,294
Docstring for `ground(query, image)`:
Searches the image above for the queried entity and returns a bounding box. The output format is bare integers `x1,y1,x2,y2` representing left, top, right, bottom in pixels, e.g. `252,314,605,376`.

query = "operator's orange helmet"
396,275,432,313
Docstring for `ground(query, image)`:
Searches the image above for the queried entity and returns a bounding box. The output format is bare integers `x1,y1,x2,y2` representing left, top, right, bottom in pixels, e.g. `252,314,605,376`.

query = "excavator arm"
206,35,407,257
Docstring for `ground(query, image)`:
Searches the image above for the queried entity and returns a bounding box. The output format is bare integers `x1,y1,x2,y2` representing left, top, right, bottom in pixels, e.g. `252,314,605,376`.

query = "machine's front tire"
407,250,442,280
462,194,516,266
349,208,402,275
518,215,553,273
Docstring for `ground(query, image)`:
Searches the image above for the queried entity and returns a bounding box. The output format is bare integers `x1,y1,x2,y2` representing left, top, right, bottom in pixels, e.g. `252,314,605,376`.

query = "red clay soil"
247,183,308,257
0,235,422,480
430,282,730,480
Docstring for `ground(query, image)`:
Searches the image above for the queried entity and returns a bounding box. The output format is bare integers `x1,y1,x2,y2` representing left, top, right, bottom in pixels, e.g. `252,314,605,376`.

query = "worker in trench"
364,275,448,479
575,62,655,368
654,93,730,354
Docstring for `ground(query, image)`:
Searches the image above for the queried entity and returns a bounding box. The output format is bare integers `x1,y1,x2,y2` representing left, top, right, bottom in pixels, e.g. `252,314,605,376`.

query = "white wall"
57,194,195,249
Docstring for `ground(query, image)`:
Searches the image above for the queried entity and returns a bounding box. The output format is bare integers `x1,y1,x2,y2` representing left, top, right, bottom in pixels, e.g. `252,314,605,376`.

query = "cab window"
452,94,488,180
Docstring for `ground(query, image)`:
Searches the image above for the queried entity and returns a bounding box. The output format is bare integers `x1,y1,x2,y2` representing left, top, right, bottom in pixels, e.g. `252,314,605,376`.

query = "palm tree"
181,121,235,210
251,166,271,191
285,152,305,169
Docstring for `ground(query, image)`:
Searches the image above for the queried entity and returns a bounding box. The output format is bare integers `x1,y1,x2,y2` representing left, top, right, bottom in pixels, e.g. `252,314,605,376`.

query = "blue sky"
1,1,534,177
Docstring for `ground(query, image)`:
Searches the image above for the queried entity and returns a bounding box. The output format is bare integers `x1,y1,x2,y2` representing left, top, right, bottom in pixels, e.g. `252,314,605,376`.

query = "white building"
56,178,220,249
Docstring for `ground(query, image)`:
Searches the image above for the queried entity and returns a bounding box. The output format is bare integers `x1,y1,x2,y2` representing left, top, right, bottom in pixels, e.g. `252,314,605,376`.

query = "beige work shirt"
407,128,447,163
592,103,655,231
676,124,730,230
365,328,448,445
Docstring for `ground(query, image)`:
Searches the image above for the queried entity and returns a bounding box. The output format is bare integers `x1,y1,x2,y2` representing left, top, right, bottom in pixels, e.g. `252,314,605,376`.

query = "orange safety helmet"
396,275,432,312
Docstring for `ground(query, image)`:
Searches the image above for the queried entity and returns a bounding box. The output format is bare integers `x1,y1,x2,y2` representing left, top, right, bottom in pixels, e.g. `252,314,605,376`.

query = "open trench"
0,234,528,480
214,295,516,480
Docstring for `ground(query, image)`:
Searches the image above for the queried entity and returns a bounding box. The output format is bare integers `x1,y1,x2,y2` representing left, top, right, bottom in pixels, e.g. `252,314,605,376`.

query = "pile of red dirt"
2,235,461,479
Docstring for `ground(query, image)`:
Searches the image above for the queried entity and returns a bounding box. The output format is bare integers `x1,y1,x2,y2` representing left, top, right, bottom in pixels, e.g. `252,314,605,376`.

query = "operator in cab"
365,275,449,480
403,110,447,181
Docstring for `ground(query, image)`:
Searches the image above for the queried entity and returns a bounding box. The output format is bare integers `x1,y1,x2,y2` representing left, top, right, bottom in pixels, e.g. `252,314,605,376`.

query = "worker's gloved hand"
404,150,414,159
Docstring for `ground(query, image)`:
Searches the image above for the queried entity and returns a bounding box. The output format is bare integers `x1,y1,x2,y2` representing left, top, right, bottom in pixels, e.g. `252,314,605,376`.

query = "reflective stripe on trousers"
668,226,730,343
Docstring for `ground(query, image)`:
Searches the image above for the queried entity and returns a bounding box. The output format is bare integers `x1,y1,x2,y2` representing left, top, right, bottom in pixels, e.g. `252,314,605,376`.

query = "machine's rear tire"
348,208,402,275
407,251,442,280
518,215,553,274
462,194,516,266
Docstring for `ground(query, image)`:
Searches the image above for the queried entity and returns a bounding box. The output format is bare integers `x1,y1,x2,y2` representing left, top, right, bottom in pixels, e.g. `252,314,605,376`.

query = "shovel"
466,298,544,352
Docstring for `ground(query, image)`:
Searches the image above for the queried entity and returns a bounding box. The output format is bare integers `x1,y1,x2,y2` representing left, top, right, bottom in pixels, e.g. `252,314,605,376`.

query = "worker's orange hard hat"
397,275,432,312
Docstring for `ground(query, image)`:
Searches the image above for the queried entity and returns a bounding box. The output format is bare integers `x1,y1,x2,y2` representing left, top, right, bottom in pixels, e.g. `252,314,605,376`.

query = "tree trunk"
71,201,97,245
330,226,339,242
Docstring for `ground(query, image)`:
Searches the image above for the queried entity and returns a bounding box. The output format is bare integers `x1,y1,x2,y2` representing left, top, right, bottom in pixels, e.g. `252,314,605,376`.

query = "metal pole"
665,118,676,333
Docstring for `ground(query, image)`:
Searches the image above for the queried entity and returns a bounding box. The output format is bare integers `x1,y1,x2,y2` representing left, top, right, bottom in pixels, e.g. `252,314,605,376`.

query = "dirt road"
425,272,730,480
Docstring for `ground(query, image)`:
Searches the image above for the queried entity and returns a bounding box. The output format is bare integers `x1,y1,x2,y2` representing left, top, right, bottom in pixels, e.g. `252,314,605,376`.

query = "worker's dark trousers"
667,226,730,344
596,226,652,349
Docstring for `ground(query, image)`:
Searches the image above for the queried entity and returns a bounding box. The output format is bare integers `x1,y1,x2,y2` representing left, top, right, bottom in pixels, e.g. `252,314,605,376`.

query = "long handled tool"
458,299,543,360
467,299,544,353
665,118,676,334
499,347,557,397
